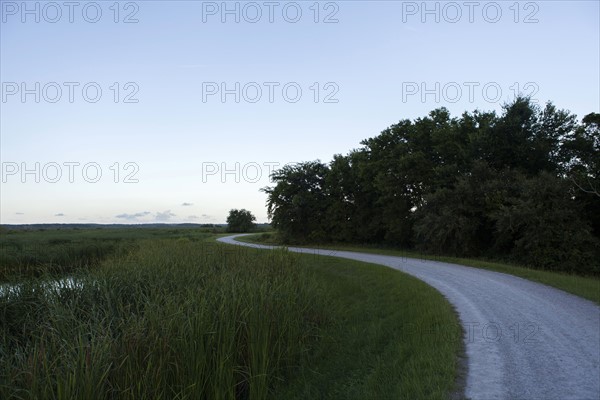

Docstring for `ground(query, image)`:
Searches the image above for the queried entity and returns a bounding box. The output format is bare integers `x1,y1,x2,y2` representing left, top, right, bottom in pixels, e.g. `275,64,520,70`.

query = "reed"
1,240,325,399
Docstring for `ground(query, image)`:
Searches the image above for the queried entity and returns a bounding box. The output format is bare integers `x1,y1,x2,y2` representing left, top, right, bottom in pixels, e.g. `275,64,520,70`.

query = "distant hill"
1,223,221,231
1,223,272,231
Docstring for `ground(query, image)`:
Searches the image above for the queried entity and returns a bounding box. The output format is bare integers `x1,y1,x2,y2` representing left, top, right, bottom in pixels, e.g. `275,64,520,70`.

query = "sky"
1,0,598,224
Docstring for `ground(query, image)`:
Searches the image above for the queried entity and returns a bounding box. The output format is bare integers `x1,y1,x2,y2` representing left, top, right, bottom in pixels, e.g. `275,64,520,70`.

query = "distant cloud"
181,202,193,206
115,210,180,222
155,210,176,221
15,212,24,215
188,215,199,220
116,211,151,221
55,213,65,217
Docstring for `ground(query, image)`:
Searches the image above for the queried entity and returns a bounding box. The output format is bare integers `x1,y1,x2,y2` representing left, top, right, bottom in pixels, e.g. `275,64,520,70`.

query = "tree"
258,99,600,275
226,209,256,233
559,112,600,238
562,112,600,197
492,172,598,274
262,161,330,243
324,154,359,242
413,162,517,257
485,97,537,172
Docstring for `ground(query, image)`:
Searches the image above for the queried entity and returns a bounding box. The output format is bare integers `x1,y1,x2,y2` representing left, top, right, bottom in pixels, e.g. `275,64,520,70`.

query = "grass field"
0,226,223,281
237,233,600,305
0,227,463,399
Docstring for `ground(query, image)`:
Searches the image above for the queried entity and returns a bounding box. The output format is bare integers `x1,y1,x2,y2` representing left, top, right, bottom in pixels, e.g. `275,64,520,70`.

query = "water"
0,276,86,298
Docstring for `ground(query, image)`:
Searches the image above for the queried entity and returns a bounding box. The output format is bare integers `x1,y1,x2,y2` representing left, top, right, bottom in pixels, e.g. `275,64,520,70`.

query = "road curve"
217,234,600,400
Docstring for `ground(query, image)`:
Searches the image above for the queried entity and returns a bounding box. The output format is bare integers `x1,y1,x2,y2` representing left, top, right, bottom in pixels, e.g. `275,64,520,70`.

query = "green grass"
279,254,463,399
238,232,600,305
0,227,215,281
1,240,325,399
0,229,463,399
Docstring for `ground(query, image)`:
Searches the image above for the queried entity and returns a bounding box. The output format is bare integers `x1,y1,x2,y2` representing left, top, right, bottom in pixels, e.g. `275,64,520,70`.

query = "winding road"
218,234,600,400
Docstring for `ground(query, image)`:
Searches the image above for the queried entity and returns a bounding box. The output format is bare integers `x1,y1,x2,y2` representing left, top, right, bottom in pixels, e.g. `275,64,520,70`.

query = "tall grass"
0,240,133,280
2,233,464,399
0,240,326,399
0,228,214,281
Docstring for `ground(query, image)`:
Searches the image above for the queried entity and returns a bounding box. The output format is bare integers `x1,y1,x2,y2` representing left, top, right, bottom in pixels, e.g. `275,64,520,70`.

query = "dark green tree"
262,161,329,243
324,154,359,242
413,162,517,257
260,99,600,274
562,112,600,196
492,172,599,273
226,209,256,233
485,97,537,172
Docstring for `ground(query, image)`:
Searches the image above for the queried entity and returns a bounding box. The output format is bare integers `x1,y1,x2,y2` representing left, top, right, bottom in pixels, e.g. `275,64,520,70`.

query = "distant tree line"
262,98,600,274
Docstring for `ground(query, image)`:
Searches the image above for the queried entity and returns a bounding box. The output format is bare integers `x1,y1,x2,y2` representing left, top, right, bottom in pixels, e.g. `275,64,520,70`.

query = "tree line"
262,98,600,274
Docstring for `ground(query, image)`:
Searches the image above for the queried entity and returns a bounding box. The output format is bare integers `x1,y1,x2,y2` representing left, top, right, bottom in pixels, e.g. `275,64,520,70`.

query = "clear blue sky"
1,0,598,224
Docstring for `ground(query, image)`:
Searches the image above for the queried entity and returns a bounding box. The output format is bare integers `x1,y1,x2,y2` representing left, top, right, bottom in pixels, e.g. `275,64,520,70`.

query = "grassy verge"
1,233,463,399
237,233,600,305
279,253,463,399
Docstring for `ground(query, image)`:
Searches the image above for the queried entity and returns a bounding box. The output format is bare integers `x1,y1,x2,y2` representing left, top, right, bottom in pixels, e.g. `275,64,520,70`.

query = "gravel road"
217,234,600,400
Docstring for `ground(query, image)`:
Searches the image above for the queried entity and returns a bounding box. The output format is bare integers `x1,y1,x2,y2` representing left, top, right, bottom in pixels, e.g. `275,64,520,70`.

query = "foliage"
262,162,329,243
226,209,257,233
413,161,512,257
262,98,600,274
492,172,599,273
